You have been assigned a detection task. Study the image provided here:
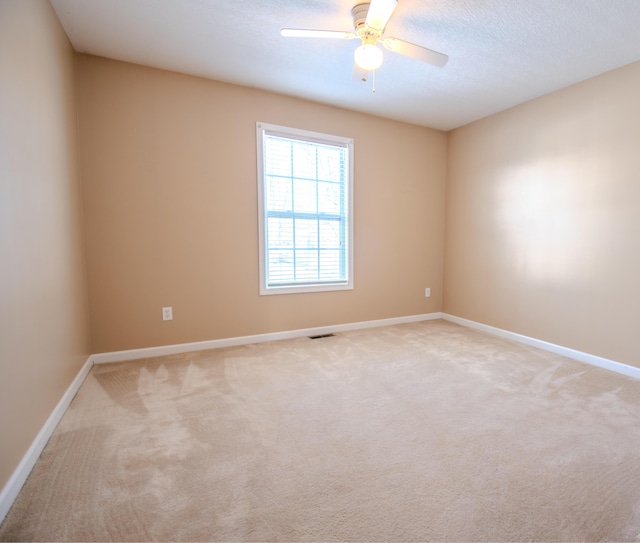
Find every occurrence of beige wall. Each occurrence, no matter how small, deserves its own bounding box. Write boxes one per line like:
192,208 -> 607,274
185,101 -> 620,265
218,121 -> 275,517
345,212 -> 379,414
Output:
0,0 -> 90,489
75,55 -> 447,353
444,61 -> 640,368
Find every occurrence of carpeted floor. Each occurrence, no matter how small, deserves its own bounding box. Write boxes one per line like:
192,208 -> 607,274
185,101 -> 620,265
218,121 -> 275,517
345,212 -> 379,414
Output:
2,319 -> 640,542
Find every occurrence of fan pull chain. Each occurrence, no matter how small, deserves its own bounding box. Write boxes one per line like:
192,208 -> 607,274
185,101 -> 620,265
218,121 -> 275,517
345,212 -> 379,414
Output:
372,70 -> 376,93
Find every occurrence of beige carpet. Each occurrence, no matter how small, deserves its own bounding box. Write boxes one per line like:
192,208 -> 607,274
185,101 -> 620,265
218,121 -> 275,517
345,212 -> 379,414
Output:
2,319 -> 640,542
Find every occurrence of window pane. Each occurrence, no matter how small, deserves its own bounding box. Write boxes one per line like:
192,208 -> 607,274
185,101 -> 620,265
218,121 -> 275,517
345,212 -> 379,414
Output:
265,138 -> 292,177
266,176 -> 292,212
292,142 -> 316,179
295,218 -> 318,249
268,250 -> 294,283
318,181 -> 340,214
319,250 -> 342,280
296,249 -> 319,280
319,220 -> 341,248
293,178 -> 317,213
317,146 -> 342,182
267,217 -> 293,248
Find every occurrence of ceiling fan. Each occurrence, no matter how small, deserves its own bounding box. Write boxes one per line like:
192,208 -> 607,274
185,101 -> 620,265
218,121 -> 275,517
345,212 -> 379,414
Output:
281,0 -> 448,83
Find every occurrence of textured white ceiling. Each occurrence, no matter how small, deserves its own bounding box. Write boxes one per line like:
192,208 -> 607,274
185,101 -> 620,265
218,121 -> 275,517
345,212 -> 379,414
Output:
50,0 -> 640,131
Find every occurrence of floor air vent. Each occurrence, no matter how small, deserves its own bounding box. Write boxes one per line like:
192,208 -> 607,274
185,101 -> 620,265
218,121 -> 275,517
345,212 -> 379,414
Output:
308,333 -> 335,340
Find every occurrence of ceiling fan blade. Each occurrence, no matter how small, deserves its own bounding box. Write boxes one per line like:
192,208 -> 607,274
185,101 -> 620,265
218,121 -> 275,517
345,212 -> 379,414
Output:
281,29 -> 356,39
352,63 -> 369,82
365,0 -> 398,32
382,37 -> 449,67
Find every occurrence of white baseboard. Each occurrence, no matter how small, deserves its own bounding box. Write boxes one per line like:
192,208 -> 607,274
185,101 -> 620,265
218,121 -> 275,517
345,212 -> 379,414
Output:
0,354 -> 95,524
442,313 -> 640,380
92,312 -> 443,364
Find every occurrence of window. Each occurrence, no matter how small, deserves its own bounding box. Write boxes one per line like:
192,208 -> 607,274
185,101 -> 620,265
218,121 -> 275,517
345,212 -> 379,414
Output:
256,122 -> 354,295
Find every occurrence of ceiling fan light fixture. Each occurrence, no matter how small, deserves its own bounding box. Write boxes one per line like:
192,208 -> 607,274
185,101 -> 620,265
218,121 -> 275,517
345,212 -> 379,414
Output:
354,42 -> 383,71
282,0 -> 448,84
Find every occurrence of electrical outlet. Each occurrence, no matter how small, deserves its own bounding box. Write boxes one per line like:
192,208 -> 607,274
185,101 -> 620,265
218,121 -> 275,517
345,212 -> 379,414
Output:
425,288 -> 431,298
162,307 -> 173,321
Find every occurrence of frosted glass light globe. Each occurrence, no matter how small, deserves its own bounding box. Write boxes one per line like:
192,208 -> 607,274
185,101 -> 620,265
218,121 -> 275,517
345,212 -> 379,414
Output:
354,43 -> 383,71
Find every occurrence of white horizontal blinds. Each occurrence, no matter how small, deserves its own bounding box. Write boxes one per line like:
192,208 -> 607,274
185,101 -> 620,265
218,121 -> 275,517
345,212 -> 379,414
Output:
264,132 -> 349,287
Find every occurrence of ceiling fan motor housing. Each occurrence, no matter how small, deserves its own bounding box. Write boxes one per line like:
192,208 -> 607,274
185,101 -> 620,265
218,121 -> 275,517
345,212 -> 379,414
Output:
352,3 -> 382,40
351,3 -> 370,29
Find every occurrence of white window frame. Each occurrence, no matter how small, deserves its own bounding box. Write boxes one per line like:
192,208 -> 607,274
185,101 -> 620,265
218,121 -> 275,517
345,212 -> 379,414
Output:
256,122 -> 354,295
